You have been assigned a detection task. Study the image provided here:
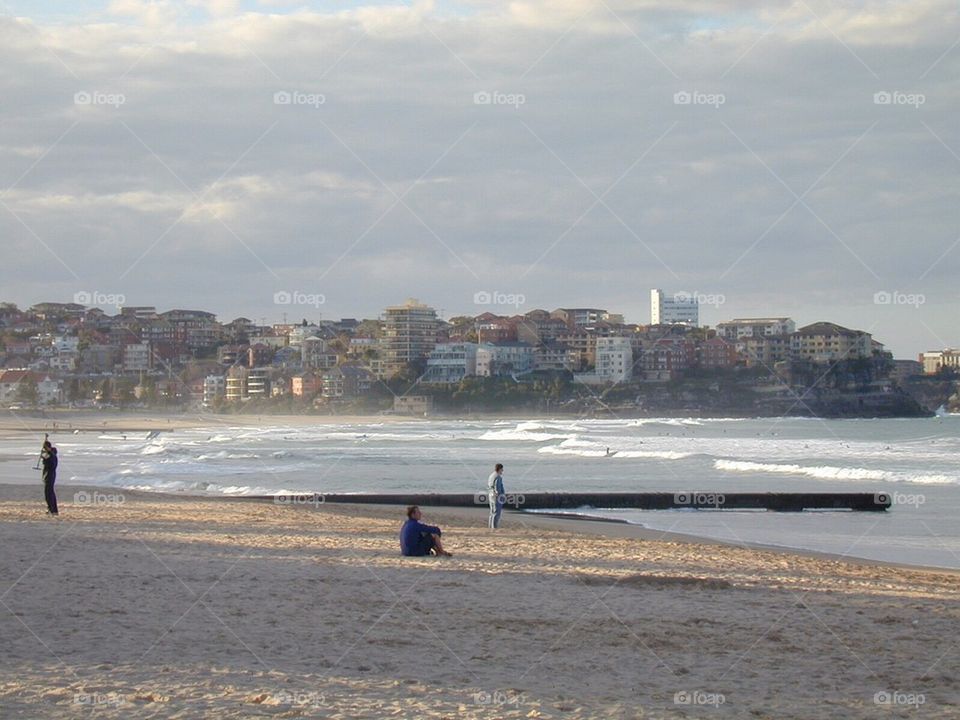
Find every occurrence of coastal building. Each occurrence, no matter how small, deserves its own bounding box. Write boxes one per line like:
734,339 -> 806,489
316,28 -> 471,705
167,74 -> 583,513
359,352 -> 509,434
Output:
381,299 -> 439,377
291,371 -> 322,397
247,343 -> 275,368
474,313 -> 518,343
516,312 -> 568,345
555,331 -> 596,369
551,308 -> 616,330
287,324 -> 322,347
475,342 -> 535,378
716,318 -> 795,341
0,369 -> 30,404
0,370 -> 63,405
737,335 -> 791,368
698,337 -> 739,368
122,342 -> 151,373
394,395 -> 432,415
892,359 -> 922,382
247,368 -> 271,399
202,375 -> 226,406
650,289 -> 699,326
641,336 -> 696,380
424,342 -> 478,384
160,309 -> 221,352
119,306 -> 159,322
301,336 -> 338,370
575,337 -> 633,385
533,342 -> 578,372
225,365 -> 248,401
79,344 -> 117,373
790,322 -> 872,363
322,365 -> 373,399
920,350 -> 960,375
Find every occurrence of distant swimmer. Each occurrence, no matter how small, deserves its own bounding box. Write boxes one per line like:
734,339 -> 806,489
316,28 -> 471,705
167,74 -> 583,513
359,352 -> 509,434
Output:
605,447 -> 613,457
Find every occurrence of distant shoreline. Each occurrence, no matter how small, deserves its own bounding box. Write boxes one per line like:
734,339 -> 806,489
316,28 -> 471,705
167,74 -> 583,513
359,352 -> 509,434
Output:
1,408 -> 949,433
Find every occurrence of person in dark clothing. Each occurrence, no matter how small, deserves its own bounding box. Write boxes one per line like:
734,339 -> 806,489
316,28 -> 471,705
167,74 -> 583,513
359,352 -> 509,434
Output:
399,506 -> 451,557
41,441 -> 58,516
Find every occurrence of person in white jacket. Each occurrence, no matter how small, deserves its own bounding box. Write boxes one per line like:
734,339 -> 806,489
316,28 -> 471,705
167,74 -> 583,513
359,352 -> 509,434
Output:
487,463 -> 505,529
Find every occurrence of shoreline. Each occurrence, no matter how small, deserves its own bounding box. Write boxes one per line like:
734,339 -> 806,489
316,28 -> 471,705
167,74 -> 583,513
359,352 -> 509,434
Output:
18,483 -> 959,574
2,409 -> 954,433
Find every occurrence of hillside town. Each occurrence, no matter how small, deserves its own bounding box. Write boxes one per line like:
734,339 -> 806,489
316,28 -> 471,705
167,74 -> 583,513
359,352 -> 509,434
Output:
0,291 -> 951,417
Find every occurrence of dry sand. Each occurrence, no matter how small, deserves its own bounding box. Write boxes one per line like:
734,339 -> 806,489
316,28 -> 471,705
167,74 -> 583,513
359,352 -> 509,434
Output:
0,484 -> 957,719
0,412 -> 421,434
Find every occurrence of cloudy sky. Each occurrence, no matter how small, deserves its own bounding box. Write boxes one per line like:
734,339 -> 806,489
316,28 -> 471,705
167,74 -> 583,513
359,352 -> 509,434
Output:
1,0 -> 957,356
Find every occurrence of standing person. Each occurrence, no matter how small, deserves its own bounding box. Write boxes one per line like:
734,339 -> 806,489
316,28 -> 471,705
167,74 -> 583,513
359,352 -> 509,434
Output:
487,463 -> 505,529
41,441 -> 59,516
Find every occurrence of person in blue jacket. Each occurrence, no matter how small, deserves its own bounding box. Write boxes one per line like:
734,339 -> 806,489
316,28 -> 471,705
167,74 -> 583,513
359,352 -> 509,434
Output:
400,506 -> 451,557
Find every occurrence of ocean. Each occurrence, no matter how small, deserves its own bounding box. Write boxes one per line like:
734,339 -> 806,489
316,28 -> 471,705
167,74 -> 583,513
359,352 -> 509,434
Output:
2,415 -> 958,569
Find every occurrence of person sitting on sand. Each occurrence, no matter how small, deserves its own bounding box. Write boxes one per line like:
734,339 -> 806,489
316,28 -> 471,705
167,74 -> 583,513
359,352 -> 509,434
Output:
400,506 -> 451,557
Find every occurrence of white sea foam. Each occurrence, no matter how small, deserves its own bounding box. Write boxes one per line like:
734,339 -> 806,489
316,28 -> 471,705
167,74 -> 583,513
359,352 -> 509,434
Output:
479,428 -> 573,442
714,459 -> 956,484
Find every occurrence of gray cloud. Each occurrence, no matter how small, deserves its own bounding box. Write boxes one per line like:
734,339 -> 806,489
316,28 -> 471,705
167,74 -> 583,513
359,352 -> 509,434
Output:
1,2 -> 958,355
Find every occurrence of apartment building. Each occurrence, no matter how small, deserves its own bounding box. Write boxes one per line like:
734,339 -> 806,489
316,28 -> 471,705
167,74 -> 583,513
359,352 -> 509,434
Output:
424,342 -> 478,384
650,289 -> 699,326
475,342 -> 535,377
716,318 -> 795,341
790,322 -> 872,363
381,299 -> 439,376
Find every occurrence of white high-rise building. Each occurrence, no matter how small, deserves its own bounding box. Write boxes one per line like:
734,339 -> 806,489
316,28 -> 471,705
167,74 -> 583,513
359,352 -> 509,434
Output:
650,289 -> 699,326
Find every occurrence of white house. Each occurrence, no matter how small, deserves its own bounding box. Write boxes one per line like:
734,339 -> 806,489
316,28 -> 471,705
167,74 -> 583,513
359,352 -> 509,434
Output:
424,342 -> 478,383
475,342 -> 535,378
575,336 -> 633,385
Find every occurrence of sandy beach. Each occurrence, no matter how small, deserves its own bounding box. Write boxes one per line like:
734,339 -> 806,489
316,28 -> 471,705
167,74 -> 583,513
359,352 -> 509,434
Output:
0,411 -> 424,434
0,485 -> 956,718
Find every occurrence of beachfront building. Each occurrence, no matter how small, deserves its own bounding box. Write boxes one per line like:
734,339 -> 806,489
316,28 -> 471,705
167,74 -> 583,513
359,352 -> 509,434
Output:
202,375 -> 225,406
225,365 -> 248,402
716,318 -> 795,341
394,395 -> 432,415
322,365 -> 374,399
650,289 -> 699,326
595,337 -> 633,382
574,337 -> 633,385
247,369 -> 270,399
790,322 -> 872,363
381,299 -> 439,377
424,342 -> 478,384
475,342 -> 535,378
